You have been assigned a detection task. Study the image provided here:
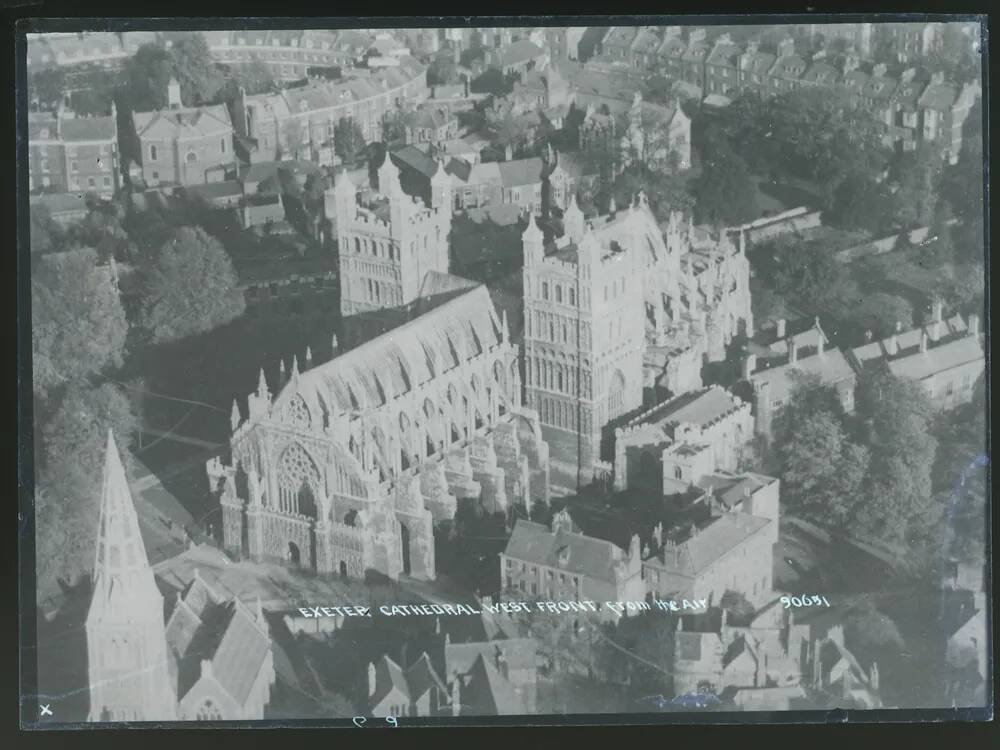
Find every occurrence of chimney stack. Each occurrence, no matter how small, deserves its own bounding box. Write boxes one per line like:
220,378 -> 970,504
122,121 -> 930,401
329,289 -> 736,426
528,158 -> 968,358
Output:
885,327 -> 899,356
968,313 -> 979,337
368,662 -> 377,700
919,330 -> 928,354
930,298 -> 944,340
776,318 -> 786,339
742,353 -> 757,379
788,341 -> 798,364
167,77 -> 182,109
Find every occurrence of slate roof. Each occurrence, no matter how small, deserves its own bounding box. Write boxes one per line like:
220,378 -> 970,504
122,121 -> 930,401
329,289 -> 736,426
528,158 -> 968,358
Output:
497,157 -> 544,188
770,54 -> 808,79
503,518 -> 627,584
657,35 -> 688,60
696,472 -> 775,511
850,314 -> 968,366
370,654 -> 409,708
61,115 -> 117,141
649,513 -> 771,577
406,652 -> 447,700
276,273 -> 502,420
803,61 -> 840,87
186,180 -> 243,203
862,73 -> 897,102
676,631 -> 716,661
748,349 -> 855,405
133,104 -> 232,139
919,79 -> 960,110
623,386 -> 746,435
445,639 -> 536,678
164,575 -> 271,707
706,41 -> 741,68
390,145 -> 439,179
463,653 -> 525,715
888,334 -> 984,382
497,40 -> 546,68
740,49 -> 776,75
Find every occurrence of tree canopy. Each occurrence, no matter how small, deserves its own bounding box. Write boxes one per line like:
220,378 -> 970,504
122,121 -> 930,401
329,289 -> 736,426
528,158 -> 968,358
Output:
691,138 -> 759,227
140,226 -> 246,344
31,247 -> 128,397
334,117 -> 366,164
123,34 -> 224,111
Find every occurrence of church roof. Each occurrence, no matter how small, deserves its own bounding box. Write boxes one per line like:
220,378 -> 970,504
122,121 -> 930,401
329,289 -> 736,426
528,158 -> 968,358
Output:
275,273 -> 501,419
133,104 -> 232,139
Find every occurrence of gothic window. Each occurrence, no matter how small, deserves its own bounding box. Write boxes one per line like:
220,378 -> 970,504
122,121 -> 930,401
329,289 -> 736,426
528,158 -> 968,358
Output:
284,395 -> 310,429
196,700 -> 223,721
277,442 -> 321,515
555,285 -> 562,303
186,151 -> 198,163
542,282 -> 549,300
569,287 -> 576,306
608,370 -> 626,418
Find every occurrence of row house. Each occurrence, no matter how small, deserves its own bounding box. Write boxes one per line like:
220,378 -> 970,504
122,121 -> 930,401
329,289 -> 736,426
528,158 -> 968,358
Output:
205,29 -> 349,81
403,107 -> 459,146
848,302 -> 983,410
27,104 -> 120,199
703,34 -> 742,97
231,58 -> 428,162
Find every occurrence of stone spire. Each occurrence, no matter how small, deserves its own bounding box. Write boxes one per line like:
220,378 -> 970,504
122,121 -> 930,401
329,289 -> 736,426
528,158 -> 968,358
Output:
501,309 -> 510,342
86,430 -> 177,721
305,346 -> 313,368
564,192 -> 584,243
331,333 -> 339,354
257,367 -> 270,399
291,354 -> 299,379
279,358 -> 286,382
231,399 -> 241,431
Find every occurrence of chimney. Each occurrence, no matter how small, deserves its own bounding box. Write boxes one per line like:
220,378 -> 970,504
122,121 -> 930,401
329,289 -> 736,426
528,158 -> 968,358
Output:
504,143 -> 513,161
450,672 -> 461,716
305,345 -> 313,368
776,318 -> 786,339
777,37 -> 795,59
919,330 -> 928,354
901,68 -> 916,83
930,298 -> 944,339
865,329 -> 873,342
869,662 -> 879,692
788,341 -> 798,364
279,358 -> 286,382
885,327 -> 899,356
817,333 -> 825,357
167,77 -> 182,109
742,353 -> 757,379
931,71 -> 945,85
968,313 -> 979,337
873,63 -> 888,78
368,662 -> 377,699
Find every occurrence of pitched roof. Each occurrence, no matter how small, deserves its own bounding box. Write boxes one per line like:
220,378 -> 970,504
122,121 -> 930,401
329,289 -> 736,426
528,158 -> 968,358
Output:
497,157 -> 544,188
650,513 -> 771,577
850,314 -> 968,366
748,348 -> 855,405
370,654 -> 409,707
919,79 -> 960,110
497,40 -> 546,68
463,653 -> 525,715
405,652 -> 447,699
61,115 -> 117,141
888,334 -> 984,382
133,104 -> 232,139
445,639 -> 536,678
503,519 -> 627,583
696,472 -> 775,511
208,599 -> 272,705
390,145 -> 439,179
623,386 -> 746,435
274,274 -> 502,423
30,192 -> 88,215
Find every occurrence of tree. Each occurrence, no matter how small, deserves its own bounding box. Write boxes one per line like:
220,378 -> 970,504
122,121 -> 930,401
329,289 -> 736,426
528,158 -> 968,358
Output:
227,57 -> 276,96
768,238 -> 852,312
31,248 -> 128,397
691,145 -> 759,227
601,611 -> 676,696
168,32 -> 225,106
844,600 -> 904,654
470,68 -> 514,97
141,226 -> 245,344
333,117 -> 366,164
854,369 -> 938,548
29,203 -> 66,255
29,68 -> 68,110
36,382 -> 139,593
915,202 -> 956,268
67,205 -> 132,262
892,144 -> 943,228
123,43 -> 175,111
848,293 -> 914,340
427,52 -> 460,86
830,173 -> 893,234
381,108 -> 407,145
934,262 -> 984,313
750,287 -> 789,331
69,69 -> 120,117
719,591 -> 756,625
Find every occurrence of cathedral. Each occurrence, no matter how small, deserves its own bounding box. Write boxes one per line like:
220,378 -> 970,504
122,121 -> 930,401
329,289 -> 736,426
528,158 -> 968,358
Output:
209,272 -> 550,581
522,192 -> 752,471
87,431 -> 275,722
329,153 -> 452,317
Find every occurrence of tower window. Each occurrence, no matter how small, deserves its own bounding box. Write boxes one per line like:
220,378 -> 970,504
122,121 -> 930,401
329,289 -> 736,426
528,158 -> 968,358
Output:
542,282 -> 549,300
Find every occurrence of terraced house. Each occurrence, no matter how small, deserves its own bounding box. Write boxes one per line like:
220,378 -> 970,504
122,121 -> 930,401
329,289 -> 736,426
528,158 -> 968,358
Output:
28,104 -> 120,199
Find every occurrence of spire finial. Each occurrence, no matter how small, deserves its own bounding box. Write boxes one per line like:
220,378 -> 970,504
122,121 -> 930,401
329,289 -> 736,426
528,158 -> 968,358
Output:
292,354 -> 299,378
231,399 -> 241,431
257,367 -> 269,397
501,309 -> 510,341
279,359 -> 286,381
305,345 -> 313,367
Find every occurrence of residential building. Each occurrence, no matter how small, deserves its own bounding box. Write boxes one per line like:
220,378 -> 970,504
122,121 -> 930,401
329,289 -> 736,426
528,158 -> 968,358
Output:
807,625 -> 882,709
672,602 -> 811,697
28,105 -> 120,199
403,107 -> 459,146
612,386 -> 753,495
437,636 -> 537,713
29,192 -> 90,227
918,74 -> 981,164
87,431 -> 275,722
642,509 -> 775,609
704,34 -> 742,97
847,303 -> 984,410
328,154 -> 451,316
367,653 -> 449,717
744,318 -> 856,438
209,273 -> 550,582
501,509 -> 645,620
945,591 -> 988,705
230,58 -> 428,161
487,40 -> 549,77
131,79 -> 235,188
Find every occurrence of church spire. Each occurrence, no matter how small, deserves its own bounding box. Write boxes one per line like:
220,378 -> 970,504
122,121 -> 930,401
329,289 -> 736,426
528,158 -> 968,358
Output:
501,309 -> 510,342
291,354 -> 299,378
257,367 -> 269,398
231,399 -> 241,431
92,430 -> 151,582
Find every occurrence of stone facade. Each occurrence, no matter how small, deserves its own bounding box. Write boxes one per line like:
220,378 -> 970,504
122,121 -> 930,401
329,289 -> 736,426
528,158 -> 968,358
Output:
329,155 -> 452,317
210,277 -> 549,582
522,194 -> 753,472
27,105 -> 120,199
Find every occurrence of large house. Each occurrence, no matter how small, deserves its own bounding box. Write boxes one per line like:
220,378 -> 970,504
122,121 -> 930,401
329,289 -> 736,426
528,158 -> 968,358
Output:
87,431 -> 275,722
130,79 -> 235,188
28,105 -> 120,199
501,509 -> 644,620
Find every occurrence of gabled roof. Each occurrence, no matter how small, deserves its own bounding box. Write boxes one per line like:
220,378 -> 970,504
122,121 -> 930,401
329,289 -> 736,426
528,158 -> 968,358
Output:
370,654 -> 409,708
650,513 -> 771,577
497,157 -> 544,188
446,639 -> 536,678
623,386 -> 746,437
706,41 -> 741,68
850,314 -> 968,366
887,334 -> 984,382
748,348 -> 855,405
61,115 -> 117,142
918,79 -> 960,110
503,518 -> 627,583
497,40 -> 546,68
133,104 -> 232,140
463,653 -> 525,715
405,652 -> 447,700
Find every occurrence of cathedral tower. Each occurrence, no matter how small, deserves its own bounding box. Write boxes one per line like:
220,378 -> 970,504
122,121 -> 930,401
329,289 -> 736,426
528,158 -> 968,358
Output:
86,431 -> 177,722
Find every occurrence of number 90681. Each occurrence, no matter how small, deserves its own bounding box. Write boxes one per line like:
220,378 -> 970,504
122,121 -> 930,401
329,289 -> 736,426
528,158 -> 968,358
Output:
780,595 -> 831,609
